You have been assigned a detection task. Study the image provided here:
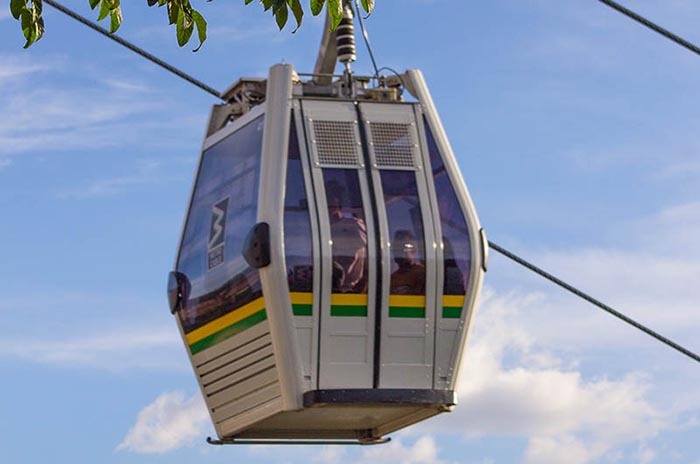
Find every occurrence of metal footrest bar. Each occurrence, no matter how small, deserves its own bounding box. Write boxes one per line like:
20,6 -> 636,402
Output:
206,436 -> 391,446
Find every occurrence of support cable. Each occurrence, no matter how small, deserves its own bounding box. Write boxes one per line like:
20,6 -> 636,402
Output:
44,0 -> 224,100
353,0 -> 380,79
597,0 -> 700,58
488,241 -> 700,365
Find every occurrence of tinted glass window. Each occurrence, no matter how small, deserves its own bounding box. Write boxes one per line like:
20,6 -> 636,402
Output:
380,171 -> 426,296
323,169 -> 368,294
284,118 -> 314,294
424,120 -> 470,296
177,116 -> 264,333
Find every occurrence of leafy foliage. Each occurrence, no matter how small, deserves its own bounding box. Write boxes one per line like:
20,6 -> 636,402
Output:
10,0 -> 375,51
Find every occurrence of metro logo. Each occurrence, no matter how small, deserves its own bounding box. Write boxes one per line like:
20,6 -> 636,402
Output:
208,197 -> 229,270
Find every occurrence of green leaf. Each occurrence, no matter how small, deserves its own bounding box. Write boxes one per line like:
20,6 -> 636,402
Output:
262,0 -> 273,12
176,9 -> 194,46
97,1 -> 110,21
89,0 -> 100,10
190,9 -> 207,52
167,1 -> 180,25
10,0 -> 25,20
274,1 -> 288,30
361,0 -> 374,13
310,0 -> 324,16
287,0 -> 303,32
21,9 -> 36,48
327,0 -> 342,30
110,7 -> 122,33
244,0 -> 254,4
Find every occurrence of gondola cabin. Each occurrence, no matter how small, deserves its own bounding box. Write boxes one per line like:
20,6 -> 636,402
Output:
168,55 -> 487,443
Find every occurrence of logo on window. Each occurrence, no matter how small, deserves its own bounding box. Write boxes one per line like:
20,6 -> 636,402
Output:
208,197 -> 229,270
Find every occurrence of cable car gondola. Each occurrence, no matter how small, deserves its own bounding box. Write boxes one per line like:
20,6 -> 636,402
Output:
167,4 -> 487,445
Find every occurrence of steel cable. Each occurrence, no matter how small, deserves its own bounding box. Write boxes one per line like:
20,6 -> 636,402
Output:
489,241 -> 700,364
598,0 -> 700,57
44,0 -> 223,100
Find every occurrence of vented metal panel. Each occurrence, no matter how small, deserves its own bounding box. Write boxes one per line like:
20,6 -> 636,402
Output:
192,323 -> 281,430
369,122 -> 416,168
311,120 -> 361,167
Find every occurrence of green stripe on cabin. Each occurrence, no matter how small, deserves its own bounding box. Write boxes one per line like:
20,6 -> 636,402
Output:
442,306 -> 462,319
389,306 -> 426,318
331,305 -> 368,317
189,309 -> 267,355
292,304 -> 313,316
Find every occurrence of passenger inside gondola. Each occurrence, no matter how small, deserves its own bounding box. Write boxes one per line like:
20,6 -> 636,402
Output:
324,178 -> 368,293
390,230 -> 425,294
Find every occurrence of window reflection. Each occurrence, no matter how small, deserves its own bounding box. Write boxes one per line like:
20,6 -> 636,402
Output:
323,169 -> 368,294
424,120 -> 470,296
177,116 -> 265,333
284,117 -> 314,293
380,171 -> 426,295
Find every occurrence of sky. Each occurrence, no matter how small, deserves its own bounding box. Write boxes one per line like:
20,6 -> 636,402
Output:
0,1 -> 699,463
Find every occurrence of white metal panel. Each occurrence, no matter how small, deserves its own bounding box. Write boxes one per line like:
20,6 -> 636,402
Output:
290,102 -> 322,391
208,360 -> 278,409
213,383 -> 282,425
192,322 -> 270,370
300,99 -> 376,389
359,102 -> 436,389
257,64 -> 305,410
217,397 -> 285,438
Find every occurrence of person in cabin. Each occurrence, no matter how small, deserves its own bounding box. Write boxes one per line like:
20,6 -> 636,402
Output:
390,229 -> 425,295
325,179 -> 368,293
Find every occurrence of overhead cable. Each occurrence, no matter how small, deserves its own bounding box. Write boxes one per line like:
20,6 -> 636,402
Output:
597,0 -> 700,58
44,0 -> 224,100
488,241 -> 700,365
353,0 -> 380,79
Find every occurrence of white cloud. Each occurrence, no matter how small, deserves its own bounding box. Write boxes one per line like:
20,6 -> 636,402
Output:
118,390 -> 210,454
58,159 -> 180,198
0,327 -> 185,371
0,54 -> 52,80
416,289 -> 671,463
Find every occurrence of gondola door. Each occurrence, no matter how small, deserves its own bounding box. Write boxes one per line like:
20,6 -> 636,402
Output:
359,102 -> 437,389
302,100 -> 378,389
301,99 -> 438,390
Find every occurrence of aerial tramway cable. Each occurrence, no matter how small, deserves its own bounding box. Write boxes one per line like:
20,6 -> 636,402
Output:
43,0 -> 224,100
597,0 -> 700,58
489,242 -> 700,365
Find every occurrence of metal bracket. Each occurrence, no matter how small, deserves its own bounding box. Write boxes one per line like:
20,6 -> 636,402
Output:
206,436 -> 391,446
479,228 -> 489,272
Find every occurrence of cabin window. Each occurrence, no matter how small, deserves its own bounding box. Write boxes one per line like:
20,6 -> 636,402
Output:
380,171 -> 426,297
284,117 -> 314,314
424,120 -> 471,302
177,116 -> 265,333
322,169 -> 369,295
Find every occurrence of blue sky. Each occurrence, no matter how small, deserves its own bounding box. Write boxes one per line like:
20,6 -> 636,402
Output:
0,1 -> 699,463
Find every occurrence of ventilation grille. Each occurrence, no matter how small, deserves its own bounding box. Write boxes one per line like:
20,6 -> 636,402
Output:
370,122 -> 416,168
312,120 -> 360,167
196,329 -> 281,426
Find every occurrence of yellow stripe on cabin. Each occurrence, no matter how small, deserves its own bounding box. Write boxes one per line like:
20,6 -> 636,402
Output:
443,295 -> 466,308
389,295 -> 426,307
290,292 -> 313,305
186,297 -> 266,345
330,293 -> 368,306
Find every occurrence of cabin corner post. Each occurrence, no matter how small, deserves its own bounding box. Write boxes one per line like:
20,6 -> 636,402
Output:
258,63 -> 305,410
405,69 -> 486,390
